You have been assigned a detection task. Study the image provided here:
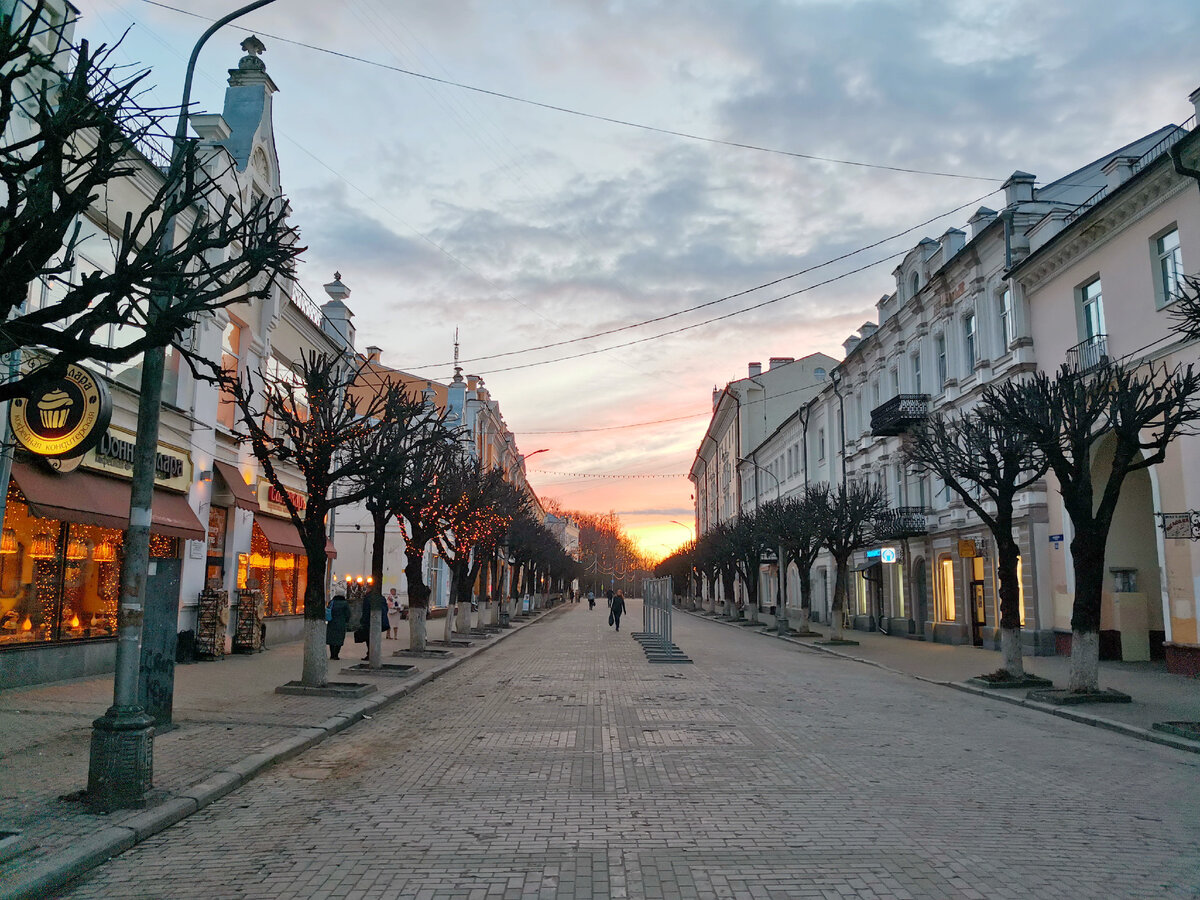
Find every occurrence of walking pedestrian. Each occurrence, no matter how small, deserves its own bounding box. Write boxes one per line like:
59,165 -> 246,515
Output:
387,588 -> 403,640
587,590 -> 595,610
610,591 -> 626,632
606,588 -> 614,608
326,592 -> 350,660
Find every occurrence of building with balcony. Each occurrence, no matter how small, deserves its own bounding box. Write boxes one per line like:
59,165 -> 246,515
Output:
1009,88 -> 1200,674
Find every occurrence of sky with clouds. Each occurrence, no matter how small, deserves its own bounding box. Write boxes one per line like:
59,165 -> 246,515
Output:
85,0 -> 1200,558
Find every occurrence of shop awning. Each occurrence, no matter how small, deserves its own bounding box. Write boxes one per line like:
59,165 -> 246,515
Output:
10,460 -> 206,542
213,461 -> 259,511
253,513 -> 336,558
852,560 -> 881,572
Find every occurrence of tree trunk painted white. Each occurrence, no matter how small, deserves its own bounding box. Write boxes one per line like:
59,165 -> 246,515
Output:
1068,629 -> 1100,692
367,605 -> 382,668
456,600 -> 471,634
747,603 -> 759,625
409,606 -> 428,652
302,618 -> 328,686
443,604 -> 456,642
798,607 -> 811,634
1000,626 -> 1025,678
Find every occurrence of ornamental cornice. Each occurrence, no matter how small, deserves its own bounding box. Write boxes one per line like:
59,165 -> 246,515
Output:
1015,168 -> 1187,293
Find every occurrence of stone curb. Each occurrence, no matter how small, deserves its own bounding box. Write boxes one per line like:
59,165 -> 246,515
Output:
0,827 -> 138,900
2,605 -> 561,900
680,607 -> 1200,757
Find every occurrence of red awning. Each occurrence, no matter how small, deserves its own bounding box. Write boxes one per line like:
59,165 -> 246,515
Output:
10,460 -> 206,542
213,460 -> 259,511
253,513 -> 336,559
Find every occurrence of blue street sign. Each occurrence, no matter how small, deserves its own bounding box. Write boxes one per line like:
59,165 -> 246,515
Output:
1049,534 -> 1063,542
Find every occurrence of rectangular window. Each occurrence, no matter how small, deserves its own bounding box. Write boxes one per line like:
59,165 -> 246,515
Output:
889,368 -> 899,398
217,321 -> 243,430
963,312 -> 977,372
935,333 -> 947,387
939,558 -> 956,621
911,349 -> 922,394
1081,277 -> 1105,339
1155,228 -> 1183,308
998,287 -> 1015,352
818,428 -> 826,461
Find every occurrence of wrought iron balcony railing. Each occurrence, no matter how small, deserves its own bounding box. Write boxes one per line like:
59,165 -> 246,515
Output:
1066,334 -> 1109,373
870,394 -> 930,437
873,507 -> 928,539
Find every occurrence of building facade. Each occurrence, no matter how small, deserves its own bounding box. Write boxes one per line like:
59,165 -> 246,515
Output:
695,95 -> 1200,673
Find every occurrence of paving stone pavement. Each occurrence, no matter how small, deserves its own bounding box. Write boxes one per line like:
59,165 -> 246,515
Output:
54,602 -> 1200,899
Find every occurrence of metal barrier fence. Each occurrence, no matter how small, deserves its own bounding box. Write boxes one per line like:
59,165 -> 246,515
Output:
641,575 -> 674,647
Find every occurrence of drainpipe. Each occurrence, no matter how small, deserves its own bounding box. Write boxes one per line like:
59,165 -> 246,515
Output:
1170,140 -> 1200,192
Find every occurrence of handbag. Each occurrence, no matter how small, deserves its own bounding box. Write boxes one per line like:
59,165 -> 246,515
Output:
608,611 -> 614,626
353,625 -> 367,643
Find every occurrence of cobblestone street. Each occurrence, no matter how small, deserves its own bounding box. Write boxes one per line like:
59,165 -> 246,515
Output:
59,602 -> 1200,900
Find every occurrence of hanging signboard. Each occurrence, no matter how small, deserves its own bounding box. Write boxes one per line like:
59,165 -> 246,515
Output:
10,363 -> 111,459
1158,512 -> 1200,541
957,539 -> 978,558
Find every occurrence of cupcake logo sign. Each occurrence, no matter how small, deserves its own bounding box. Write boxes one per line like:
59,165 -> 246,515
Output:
10,364 -> 111,458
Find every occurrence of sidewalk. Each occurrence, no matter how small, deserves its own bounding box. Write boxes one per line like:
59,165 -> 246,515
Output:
683,608 -> 1200,753
0,604 -> 567,900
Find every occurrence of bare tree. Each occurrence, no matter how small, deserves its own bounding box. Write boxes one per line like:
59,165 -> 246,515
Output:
225,351 -> 390,687
817,481 -> 887,641
0,8 -> 300,399
760,489 -> 826,635
432,456 -> 519,639
727,511 -> 770,623
904,407 -> 1049,678
986,362 -> 1200,691
1168,274 -> 1200,341
387,420 -> 458,652
347,380 -> 447,668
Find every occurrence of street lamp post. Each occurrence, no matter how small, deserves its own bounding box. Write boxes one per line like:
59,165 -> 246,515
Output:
87,0 -> 280,812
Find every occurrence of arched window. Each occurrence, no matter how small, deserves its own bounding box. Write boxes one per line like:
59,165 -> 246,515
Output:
910,271 -> 920,298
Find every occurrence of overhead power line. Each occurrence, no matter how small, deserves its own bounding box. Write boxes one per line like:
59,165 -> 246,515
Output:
471,246 -> 911,376
529,469 -> 687,479
519,412 -> 708,434
140,0 -> 1005,183
406,188 -> 1003,370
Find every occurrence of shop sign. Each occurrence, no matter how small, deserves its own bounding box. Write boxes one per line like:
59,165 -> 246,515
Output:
9,363 -> 111,458
957,539 -> 978,558
258,480 -> 306,517
82,425 -> 193,492
880,547 -> 897,564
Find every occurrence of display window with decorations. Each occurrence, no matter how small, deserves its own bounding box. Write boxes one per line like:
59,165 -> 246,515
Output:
236,520 -> 307,616
0,483 -> 181,647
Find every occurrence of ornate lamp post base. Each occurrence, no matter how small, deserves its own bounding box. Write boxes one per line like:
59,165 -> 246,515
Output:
87,706 -> 154,812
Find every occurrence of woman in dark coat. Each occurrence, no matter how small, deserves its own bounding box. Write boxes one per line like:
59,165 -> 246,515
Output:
610,591 -> 627,632
326,593 -> 350,659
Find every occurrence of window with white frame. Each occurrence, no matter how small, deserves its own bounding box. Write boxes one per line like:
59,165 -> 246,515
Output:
818,427 -> 826,461
1081,277 -> 1105,341
911,348 -> 922,394
935,333 -> 947,387
998,287 -> 1015,353
1154,227 -> 1183,309
963,312 -> 977,372
889,368 -> 899,398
